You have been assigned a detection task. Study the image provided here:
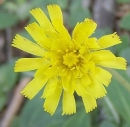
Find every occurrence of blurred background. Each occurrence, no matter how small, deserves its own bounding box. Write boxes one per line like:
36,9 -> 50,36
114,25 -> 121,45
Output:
0,0 -> 130,127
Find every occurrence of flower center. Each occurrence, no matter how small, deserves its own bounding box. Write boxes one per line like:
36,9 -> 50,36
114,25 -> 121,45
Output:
63,52 -> 79,68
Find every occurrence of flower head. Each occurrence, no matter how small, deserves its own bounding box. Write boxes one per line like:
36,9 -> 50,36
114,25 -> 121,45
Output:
12,4 -> 126,115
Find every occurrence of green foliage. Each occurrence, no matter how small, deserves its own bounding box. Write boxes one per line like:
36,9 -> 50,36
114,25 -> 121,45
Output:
0,59 -> 18,110
123,123 -> 130,127
10,117 -> 20,127
120,47 -> 130,64
106,70 -> 130,123
61,105 -> 90,127
40,0 -> 69,9
116,34 -> 130,55
66,0 -> 91,28
0,95 -> 6,111
99,121 -> 117,127
92,28 -> 112,38
19,92 -> 90,127
0,12 -> 18,29
119,13 -> 130,30
116,0 -> 130,3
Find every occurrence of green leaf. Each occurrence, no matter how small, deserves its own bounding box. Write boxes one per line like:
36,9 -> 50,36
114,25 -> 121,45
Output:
106,69 -> 130,122
123,123 -> 130,127
0,94 -> 7,111
126,66 -> 130,78
19,92 -> 91,127
66,0 -> 91,28
31,0 -> 68,9
0,12 -> 18,29
119,13 -> 130,30
19,92 -> 65,127
2,2 -> 18,12
92,28 -> 112,38
115,34 -> 130,55
0,60 -> 18,92
43,0 -> 69,9
67,8 -> 91,28
14,0 -> 26,4
119,47 -> 130,64
102,97 -> 120,125
16,2 -> 33,20
116,0 -> 130,3
62,103 -> 90,127
10,117 -> 20,127
99,121 -> 117,127
0,59 -> 18,110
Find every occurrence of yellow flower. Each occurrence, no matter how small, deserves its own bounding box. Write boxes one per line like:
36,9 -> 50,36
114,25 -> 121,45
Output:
12,4 -> 126,115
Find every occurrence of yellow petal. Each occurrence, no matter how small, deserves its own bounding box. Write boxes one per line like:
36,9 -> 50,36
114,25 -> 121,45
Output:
34,64 -> 51,78
21,75 -> 48,99
62,76 -> 70,91
80,74 -> 91,87
45,29 -> 60,39
89,79 -> 107,99
44,66 -> 59,78
47,4 -> 63,24
62,75 -> 75,94
30,8 -> 53,31
85,38 -> 100,50
91,50 -> 116,61
12,34 -> 45,56
14,58 -> 49,72
82,94 -> 97,112
62,91 -> 76,115
75,79 -> 89,97
94,67 -> 112,87
25,23 -> 51,49
44,83 -> 62,115
96,57 -> 127,70
58,67 -> 68,77
72,18 -> 97,44
47,5 -> 70,40
47,52 -> 62,65
30,8 -> 60,39
80,61 -> 95,75
98,32 -> 121,49
42,77 -> 58,98
51,38 -> 72,52
91,50 -> 126,70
